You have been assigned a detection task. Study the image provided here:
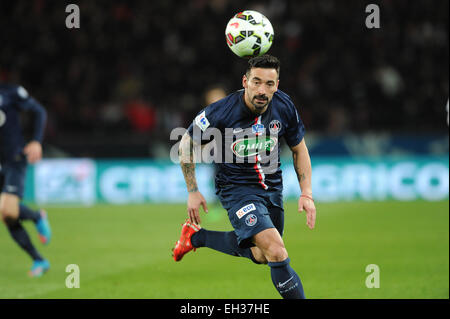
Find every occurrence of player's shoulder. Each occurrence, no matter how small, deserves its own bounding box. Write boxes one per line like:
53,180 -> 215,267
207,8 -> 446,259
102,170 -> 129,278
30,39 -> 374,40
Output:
0,83 -> 16,93
0,83 -> 29,99
273,89 -> 298,115
273,89 -> 294,106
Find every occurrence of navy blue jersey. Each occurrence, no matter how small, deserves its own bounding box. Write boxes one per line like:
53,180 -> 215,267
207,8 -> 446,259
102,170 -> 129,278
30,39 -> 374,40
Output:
0,84 -> 47,161
188,89 -> 305,190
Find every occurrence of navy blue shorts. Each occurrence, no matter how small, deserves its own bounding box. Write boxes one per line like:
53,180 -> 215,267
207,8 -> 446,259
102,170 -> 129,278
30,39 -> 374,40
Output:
216,184 -> 284,249
0,155 -> 27,199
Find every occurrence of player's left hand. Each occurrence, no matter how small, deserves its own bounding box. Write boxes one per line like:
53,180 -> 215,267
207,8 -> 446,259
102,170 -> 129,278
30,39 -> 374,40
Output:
23,141 -> 42,164
298,195 -> 316,230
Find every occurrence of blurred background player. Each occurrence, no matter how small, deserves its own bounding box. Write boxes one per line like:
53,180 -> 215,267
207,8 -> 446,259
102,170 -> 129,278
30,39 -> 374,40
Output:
0,82 -> 51,277
204,85 -> 228,107
446,99 -> 449,126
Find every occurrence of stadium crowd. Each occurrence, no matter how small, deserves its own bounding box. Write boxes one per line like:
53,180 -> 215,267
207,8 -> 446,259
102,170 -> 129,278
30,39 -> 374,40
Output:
1,0 -> 448,157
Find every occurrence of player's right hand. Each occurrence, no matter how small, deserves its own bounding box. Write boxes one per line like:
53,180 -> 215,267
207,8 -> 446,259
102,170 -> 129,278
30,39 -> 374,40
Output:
23,141 -> 42,164
187,191 -> 208,225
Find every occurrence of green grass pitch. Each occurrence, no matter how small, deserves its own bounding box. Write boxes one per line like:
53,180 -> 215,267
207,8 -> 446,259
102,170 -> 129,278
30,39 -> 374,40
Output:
0,200 -> 448,299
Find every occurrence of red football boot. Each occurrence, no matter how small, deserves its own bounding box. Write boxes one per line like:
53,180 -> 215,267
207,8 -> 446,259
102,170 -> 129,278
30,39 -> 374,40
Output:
172,219 -> 201,262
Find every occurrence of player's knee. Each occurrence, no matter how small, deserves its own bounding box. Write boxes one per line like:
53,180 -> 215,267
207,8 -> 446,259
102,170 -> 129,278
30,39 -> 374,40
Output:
257,256 -> 269,265
265,244 -> 288,263
1,213 -> 18,226
251,247 -> 269,264
0,207 -> 18,226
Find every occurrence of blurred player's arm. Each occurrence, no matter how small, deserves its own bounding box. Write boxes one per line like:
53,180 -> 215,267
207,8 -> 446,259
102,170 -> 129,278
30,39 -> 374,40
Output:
290,138 -> 316,229
16,86 -> 47,164
179,132 -> 209,224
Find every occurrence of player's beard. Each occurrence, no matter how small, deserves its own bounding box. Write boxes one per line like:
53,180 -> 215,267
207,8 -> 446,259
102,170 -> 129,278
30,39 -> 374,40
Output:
251,94 -> 269,113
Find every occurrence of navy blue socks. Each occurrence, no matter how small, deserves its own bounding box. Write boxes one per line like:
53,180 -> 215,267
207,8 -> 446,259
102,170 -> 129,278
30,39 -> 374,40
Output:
191,229 -> 256,262
19,204 -> 41,223
191,229 -> 306,299
5,205 -> 43,261
7,220 -> 43,261
268,258 -> 305,299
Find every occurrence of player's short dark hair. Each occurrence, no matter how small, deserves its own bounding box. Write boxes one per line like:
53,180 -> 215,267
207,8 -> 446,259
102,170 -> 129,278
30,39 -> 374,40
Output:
246,54 -> 280,77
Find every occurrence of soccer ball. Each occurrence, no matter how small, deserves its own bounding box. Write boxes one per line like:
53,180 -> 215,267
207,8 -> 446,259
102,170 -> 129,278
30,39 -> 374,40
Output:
225,10 -> 274,58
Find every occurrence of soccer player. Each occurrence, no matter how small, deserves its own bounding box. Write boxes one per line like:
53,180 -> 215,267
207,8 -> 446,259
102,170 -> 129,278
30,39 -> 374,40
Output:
172,55 -> 316,299
0,83 -> 51,277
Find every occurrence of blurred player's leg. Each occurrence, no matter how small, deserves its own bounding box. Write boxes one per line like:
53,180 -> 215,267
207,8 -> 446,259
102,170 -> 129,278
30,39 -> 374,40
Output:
19,204 -> 52,244
6,219 -> 44,261
1,193 -> 49,276
18,203 -> 41,222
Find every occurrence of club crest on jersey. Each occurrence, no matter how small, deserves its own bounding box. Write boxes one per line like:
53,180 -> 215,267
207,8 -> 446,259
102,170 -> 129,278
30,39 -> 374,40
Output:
245,214 -> 258,227
236,203 -> 256,219
231,136 -> 277,157
252,123 -> 265,134
269,120 -> 282,134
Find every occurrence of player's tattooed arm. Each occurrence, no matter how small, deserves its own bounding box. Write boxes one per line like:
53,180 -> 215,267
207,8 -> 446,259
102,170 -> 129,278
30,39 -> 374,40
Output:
179,132 -> 209,224
179,133 -> 199,192
182,163 -> 198,192
293,159 -> 306,183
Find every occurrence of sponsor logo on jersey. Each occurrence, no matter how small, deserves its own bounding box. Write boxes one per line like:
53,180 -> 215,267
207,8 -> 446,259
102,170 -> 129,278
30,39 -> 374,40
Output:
236,203 -> 256,219
194,111 -> 210,132
269,120 -> 282,134
231,136 -> 277,157
245,213 -> 258,226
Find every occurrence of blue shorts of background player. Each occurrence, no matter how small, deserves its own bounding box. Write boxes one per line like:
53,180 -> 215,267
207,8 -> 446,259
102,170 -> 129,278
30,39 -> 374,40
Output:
0,155 -> 27,198
217,184 -> 284,250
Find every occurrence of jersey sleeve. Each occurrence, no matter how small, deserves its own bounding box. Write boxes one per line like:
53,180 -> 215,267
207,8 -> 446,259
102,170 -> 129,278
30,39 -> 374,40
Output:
187,102 -> 221,145
284,102 -> 305,148
14,86 -> 47,142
